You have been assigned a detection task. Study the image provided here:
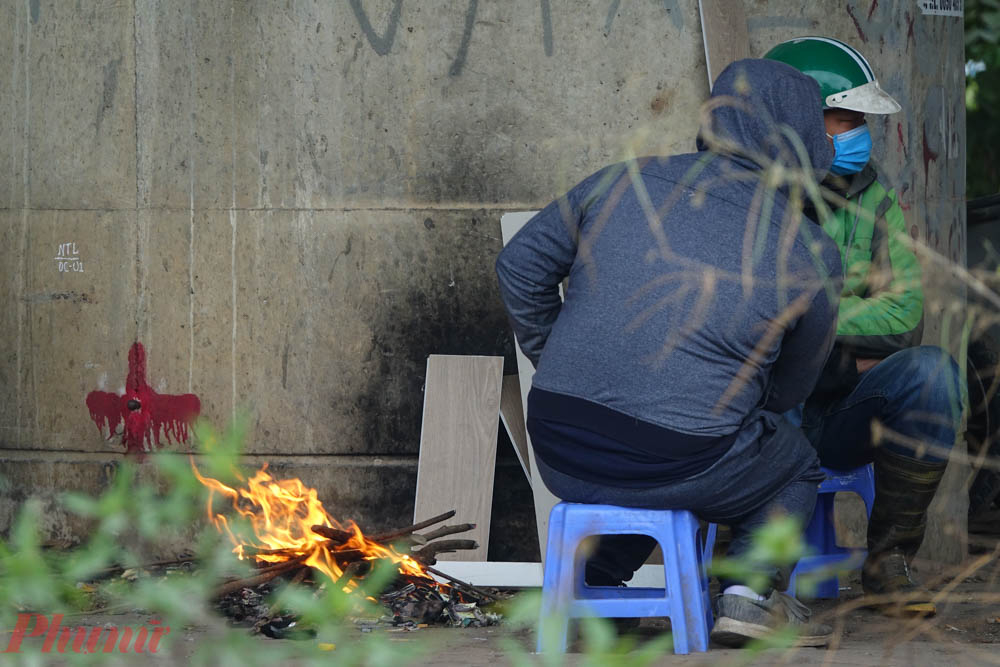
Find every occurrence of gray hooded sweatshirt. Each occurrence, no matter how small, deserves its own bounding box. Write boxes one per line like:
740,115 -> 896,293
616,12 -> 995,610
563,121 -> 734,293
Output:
496,59 -> 843,485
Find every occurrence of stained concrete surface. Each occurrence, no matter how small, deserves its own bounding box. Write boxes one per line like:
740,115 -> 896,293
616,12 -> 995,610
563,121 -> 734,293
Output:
26,0 -> 136,210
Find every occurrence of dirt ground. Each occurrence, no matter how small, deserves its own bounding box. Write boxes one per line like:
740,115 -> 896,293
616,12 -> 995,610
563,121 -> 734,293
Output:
7,556 -> 999,666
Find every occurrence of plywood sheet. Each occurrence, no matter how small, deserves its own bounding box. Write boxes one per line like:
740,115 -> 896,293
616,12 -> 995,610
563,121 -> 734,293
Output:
499,374 -> 531,481
414,355 -> 503,561
698,0 -> 750,90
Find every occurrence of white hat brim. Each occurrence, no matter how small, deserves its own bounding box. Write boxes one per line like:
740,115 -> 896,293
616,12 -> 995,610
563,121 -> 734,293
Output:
825,81 -> 902,114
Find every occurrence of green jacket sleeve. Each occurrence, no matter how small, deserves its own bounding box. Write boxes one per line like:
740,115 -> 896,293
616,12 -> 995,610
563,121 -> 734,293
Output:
835,189 -> 924,357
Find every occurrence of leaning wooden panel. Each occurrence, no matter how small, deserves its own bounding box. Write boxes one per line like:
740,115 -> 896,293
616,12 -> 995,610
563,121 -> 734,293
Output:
414,355 -> 504,562
499,374 -> 531,481
698,0 -> 750,90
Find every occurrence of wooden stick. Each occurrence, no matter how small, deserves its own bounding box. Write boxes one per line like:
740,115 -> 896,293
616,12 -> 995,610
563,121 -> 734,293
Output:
422,564 -> 499,601
333,560 -> 368,591
416,523 -> 476,542
213,554 -> 308,598
256,553 -> 309,574
413,540 -> 479,564
371,510 -> 456,543
329,549 -> 367,563
310,525 -> 354,544
250,548 -> 308,562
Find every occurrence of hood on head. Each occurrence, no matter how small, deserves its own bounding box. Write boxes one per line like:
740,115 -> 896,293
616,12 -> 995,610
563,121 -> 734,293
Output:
697,59 -> 833,178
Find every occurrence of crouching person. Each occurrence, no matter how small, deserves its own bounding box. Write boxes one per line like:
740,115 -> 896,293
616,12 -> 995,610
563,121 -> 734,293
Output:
764,36 -> 965,616
496,59 -> 843,647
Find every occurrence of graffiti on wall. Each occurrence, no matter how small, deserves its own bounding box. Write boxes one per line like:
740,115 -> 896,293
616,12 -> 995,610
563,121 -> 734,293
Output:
347,0 -> 683,76
86,342 -> 201,458
54,243 -> 84,273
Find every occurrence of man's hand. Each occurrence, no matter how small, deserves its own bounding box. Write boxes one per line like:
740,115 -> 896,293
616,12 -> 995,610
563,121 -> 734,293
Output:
856,358 -> 881,374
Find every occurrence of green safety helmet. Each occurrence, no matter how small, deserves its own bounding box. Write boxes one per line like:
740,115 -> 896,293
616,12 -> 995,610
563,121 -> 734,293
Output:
764,36 -> 901,114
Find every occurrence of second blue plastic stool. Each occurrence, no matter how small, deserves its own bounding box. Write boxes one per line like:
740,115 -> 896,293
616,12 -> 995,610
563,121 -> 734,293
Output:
537,502 -> 713,654
789,465 -> 875,598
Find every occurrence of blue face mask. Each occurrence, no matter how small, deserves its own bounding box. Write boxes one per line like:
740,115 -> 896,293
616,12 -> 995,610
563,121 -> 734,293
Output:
827,124 -> 872,175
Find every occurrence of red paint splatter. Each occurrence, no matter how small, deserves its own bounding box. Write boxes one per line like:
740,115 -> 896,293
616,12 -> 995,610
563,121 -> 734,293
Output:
86,342 -> 201,458
899,183 -> 911,211
897,122 -> 909,160
868,0 -> 879,20
922,126 -> 938,185
846,5 -> 867,42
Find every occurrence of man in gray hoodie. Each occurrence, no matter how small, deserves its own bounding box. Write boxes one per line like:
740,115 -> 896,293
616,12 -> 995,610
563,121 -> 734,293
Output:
496,59 -> 842,646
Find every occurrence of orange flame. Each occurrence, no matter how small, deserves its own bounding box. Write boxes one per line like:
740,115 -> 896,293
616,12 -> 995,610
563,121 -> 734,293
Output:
191,460 -> 429,589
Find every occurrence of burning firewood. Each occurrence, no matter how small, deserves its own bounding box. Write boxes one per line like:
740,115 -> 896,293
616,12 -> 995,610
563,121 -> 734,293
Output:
412,539 -> 479,565
191,458 -> 497,630
307,525 -> 354,545
417,523 -> 477,542
369,510 -> 456,543
213,554 -> 308,598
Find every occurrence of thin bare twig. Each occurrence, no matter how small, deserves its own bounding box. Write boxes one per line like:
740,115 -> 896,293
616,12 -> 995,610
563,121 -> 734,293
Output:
310,525 -> 354,544
416,523 -> 476,542
422,564 -> 498,602
213,554 -> 308,598
413,539 -> 479,564
371,510 -> 456,543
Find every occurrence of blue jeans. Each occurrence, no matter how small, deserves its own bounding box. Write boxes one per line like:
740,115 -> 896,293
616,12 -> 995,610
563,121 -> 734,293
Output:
802,346 -> 964,467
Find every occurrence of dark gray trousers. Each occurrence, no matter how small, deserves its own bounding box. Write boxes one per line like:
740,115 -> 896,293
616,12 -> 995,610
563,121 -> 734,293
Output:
533,410 -> 825,592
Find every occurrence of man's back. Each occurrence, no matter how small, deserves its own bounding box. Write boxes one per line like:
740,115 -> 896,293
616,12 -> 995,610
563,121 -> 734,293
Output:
497,58 -> 843,447
525,154 -> 841,436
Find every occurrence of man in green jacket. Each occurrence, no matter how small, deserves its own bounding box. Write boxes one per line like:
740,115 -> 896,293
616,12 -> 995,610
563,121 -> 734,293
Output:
765,37 -> 964,615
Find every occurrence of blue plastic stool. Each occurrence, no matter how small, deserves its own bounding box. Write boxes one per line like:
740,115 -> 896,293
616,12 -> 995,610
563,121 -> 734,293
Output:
537,502 -> 713,654
789,465 -> 875,598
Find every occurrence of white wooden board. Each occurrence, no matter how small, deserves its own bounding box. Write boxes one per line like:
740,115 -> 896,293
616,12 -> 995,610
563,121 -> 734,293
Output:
431,561 -> 669,589
698,0 -> 751,90
414,354 -> 504,561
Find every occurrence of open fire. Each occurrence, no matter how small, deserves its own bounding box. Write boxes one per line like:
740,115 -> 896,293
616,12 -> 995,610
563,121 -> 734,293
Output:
189,461 -> 500,631
189,458 -> 493,621
191,462 -> 430,591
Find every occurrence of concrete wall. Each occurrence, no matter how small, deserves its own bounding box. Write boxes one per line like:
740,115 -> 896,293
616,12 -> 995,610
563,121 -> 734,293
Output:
0,1 -> 966,561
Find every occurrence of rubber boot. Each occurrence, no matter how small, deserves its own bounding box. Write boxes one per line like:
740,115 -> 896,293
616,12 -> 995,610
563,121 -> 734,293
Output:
862,448 -> 948,616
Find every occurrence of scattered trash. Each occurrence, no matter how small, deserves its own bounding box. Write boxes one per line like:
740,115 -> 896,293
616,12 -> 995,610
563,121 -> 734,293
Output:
259,616 -> 315,640
216,584 -> 273,627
